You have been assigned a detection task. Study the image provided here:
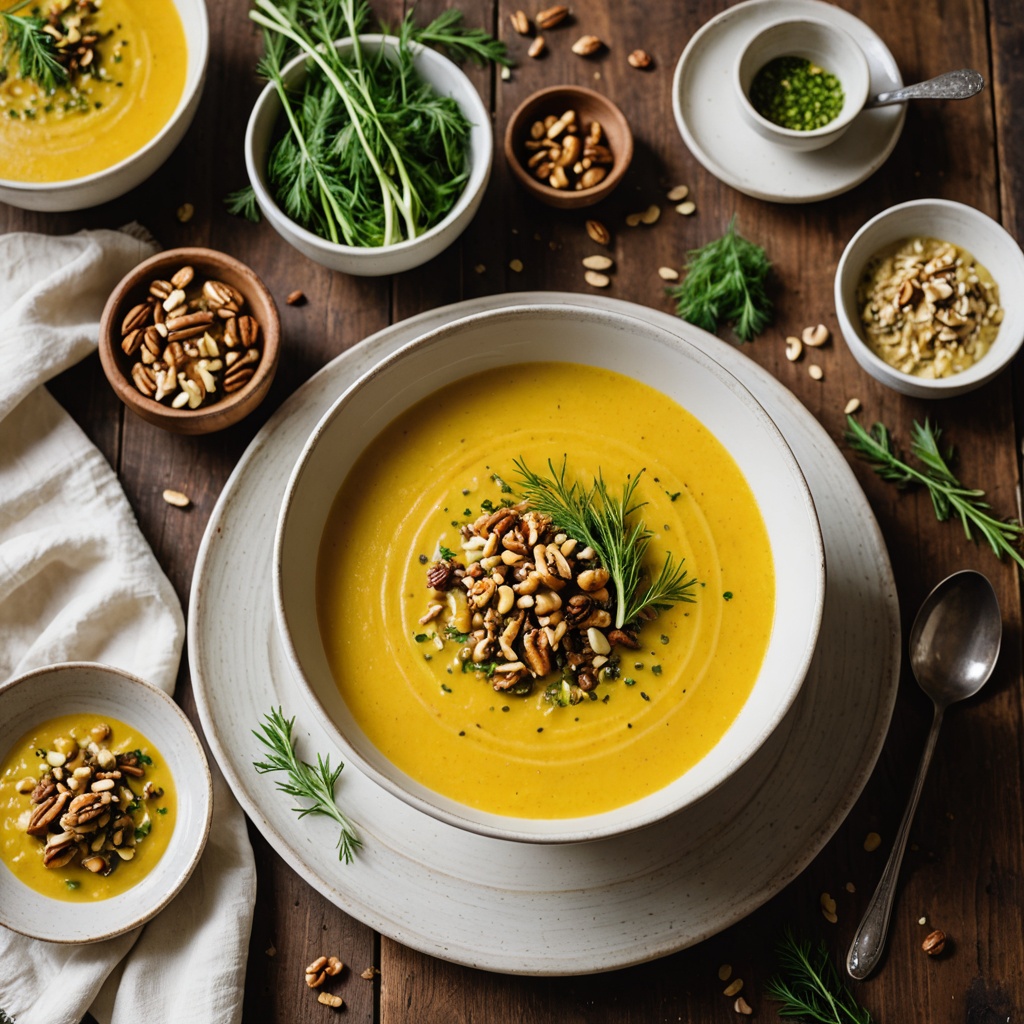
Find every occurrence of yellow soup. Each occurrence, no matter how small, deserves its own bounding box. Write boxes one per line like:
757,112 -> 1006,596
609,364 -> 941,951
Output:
0,0 -> 187,182
0,713 -> 176,901
317,363 -> 775,819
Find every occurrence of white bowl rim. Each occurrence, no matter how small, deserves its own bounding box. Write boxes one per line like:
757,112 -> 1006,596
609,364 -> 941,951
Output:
273,302 -> 827,844
0,661 -> 214,943
0,0 -> 210,193
733,15 -> 871,140
834,197 -> 1024,392
244,33 -> 492,258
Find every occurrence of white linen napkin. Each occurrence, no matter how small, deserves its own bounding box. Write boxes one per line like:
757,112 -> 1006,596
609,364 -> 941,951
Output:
0,229 -> 257,1024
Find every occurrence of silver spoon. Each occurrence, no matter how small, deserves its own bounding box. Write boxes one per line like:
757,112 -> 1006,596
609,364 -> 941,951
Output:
846,570 -> 1001,980
866,69 -> 985,108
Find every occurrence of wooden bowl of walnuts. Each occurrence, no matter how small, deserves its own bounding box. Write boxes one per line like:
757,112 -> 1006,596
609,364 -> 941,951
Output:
504,85 -> 633,209
98,247 -> 280,435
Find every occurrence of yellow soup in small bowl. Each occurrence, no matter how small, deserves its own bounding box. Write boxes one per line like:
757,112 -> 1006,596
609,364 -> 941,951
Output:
0,0 -> 187,182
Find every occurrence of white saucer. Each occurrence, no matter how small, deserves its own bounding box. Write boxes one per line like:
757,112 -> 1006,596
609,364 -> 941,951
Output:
672,0 -> 906,203
188,294 -> 900,975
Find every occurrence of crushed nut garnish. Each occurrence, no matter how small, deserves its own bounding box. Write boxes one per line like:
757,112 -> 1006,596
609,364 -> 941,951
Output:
857,236 -> 1003,378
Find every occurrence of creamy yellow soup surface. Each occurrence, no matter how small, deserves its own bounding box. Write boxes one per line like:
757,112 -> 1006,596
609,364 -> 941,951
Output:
0,0 -> 187,182
0,713 -> 176,901
317,363 -> 775,819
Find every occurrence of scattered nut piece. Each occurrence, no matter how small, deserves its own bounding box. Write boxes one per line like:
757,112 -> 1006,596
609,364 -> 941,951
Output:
922,929 -> 946,956
585,219 -> 611,246
675,200 -> 697,216
718,964 -> 733,982
808,363 -> 824,381
919,916 -> 928,925
176,202 -> 194,223
474,264 -> 486,274
785,336 -> 803,361
501,65 -> 512,81
820,891 -> 838,923
627,48 -> 653,69
509,259 -> 524,273
325,956 -> 344,976
625,211 -> 643,227
571,34 -> 603,56
582,254 -> 614,271
658,267 -> 680,281
265,945 -> 277,957
584,270 -> 611,289
317,992 -> 344,1009
667,184 -> 689,202
845,881 -> 857,893
162,489 -> 191,509
864,831 -> 882,852
723,978 -> 743,997
844,398 -> 861,414
510,10 -> 531,34
361,966 -> 380,980
286,289 -> 305,306
640,204 -> 661,225
535,5 -> 568,30
734,996 -> 753,1015
528,35 -> 546,58
802,323 -> 830,347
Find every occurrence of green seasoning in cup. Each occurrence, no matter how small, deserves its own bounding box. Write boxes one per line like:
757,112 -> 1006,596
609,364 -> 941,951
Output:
750,56 -> 844,131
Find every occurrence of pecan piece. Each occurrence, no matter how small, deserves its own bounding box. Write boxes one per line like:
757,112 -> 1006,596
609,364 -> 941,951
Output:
26,790 -> 70,835
31,775 -> 56,804
522,628 -> 553,676
427,560 -> 455,590
608,628 -> 640,649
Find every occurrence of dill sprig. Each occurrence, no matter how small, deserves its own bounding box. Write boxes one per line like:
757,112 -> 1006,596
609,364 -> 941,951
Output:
252,707 -> 361,863
514,457 -> 698,629
666,215 -> 772,342
845,415 -> 1024,570
1,0 -> 67,93
766,931 -> 872,1024
407,8 -> 512,67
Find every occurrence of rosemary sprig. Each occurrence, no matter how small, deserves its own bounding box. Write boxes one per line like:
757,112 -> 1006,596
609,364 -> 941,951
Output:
845,415 -> 1024,570
1,0 -> 67,93
666,215 -> 773,342
514,458 -> 698,629
252,707 -> 361,863
766,931 -> 872,1024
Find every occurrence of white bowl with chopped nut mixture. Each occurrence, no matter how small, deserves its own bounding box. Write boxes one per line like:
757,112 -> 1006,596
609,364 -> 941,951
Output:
274,304 -> 826,844
835,199 -> 1024,398
0,663 -> 212,942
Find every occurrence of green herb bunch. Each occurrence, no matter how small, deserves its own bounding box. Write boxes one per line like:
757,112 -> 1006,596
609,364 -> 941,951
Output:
766,932 -> 872,1024
514,457 -> 698,629
666,215 -> 773,342
1,0 -> 67,93
229,0 -> 508,245
845,416 -> 1024,570
253,707 -> 361,863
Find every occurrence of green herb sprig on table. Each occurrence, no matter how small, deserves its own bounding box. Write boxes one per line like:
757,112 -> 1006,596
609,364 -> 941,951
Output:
667,215 -> 772,342
231,0 -> 508,245
253,707 -> 361,863
766,932 -> 872,1024
514,458 -> 699,629
845,415 -> 1024,570
1,0 -> 67,93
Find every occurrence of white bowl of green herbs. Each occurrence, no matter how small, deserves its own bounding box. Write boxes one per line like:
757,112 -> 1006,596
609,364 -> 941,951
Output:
243,14 -> 495,276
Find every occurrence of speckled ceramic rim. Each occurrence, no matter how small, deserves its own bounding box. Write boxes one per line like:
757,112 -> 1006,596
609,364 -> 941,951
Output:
0,0 -> 209,201
274,303 -> 826,845
0,663 -> 213,943
834,198 -> 1024,397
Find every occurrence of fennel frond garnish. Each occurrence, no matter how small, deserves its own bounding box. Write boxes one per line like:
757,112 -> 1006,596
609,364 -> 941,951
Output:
513,458 -> 698,629
1,0 -> 67,93
253,707 -> 361,863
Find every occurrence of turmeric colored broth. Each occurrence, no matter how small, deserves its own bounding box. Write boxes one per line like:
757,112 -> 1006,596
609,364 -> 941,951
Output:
0,713 -> 176,901
0,0 -> 186,182
316,363 -> 775,819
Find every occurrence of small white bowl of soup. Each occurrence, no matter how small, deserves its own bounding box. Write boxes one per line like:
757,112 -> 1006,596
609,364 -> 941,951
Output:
275,304 -> 826,844
0,663 -> 212,943
0,0 -> 208,211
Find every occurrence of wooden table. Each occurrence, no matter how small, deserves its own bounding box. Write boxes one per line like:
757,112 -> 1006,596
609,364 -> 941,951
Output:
5,0 -> 1022,1019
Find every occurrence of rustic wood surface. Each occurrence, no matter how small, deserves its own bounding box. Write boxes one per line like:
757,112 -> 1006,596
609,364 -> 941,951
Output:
4,0 -> 1022,1020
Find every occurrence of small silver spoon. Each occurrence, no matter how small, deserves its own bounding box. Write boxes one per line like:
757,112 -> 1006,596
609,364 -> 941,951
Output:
866,69 -> 984,109
846,570 -> 1001,980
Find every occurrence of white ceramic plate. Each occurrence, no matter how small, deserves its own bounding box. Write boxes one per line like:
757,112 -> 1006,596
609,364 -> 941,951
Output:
188,294 -> 900,975
0,663 -> 213,943
672,0 -> 905,203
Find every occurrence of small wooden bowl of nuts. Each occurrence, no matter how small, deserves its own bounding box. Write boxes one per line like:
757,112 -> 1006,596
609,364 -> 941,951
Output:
504,85 -> 633,209
98,248 -> 280,434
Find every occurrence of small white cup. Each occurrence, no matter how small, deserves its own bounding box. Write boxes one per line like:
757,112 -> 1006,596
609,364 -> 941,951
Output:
735,18 -> 870,152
